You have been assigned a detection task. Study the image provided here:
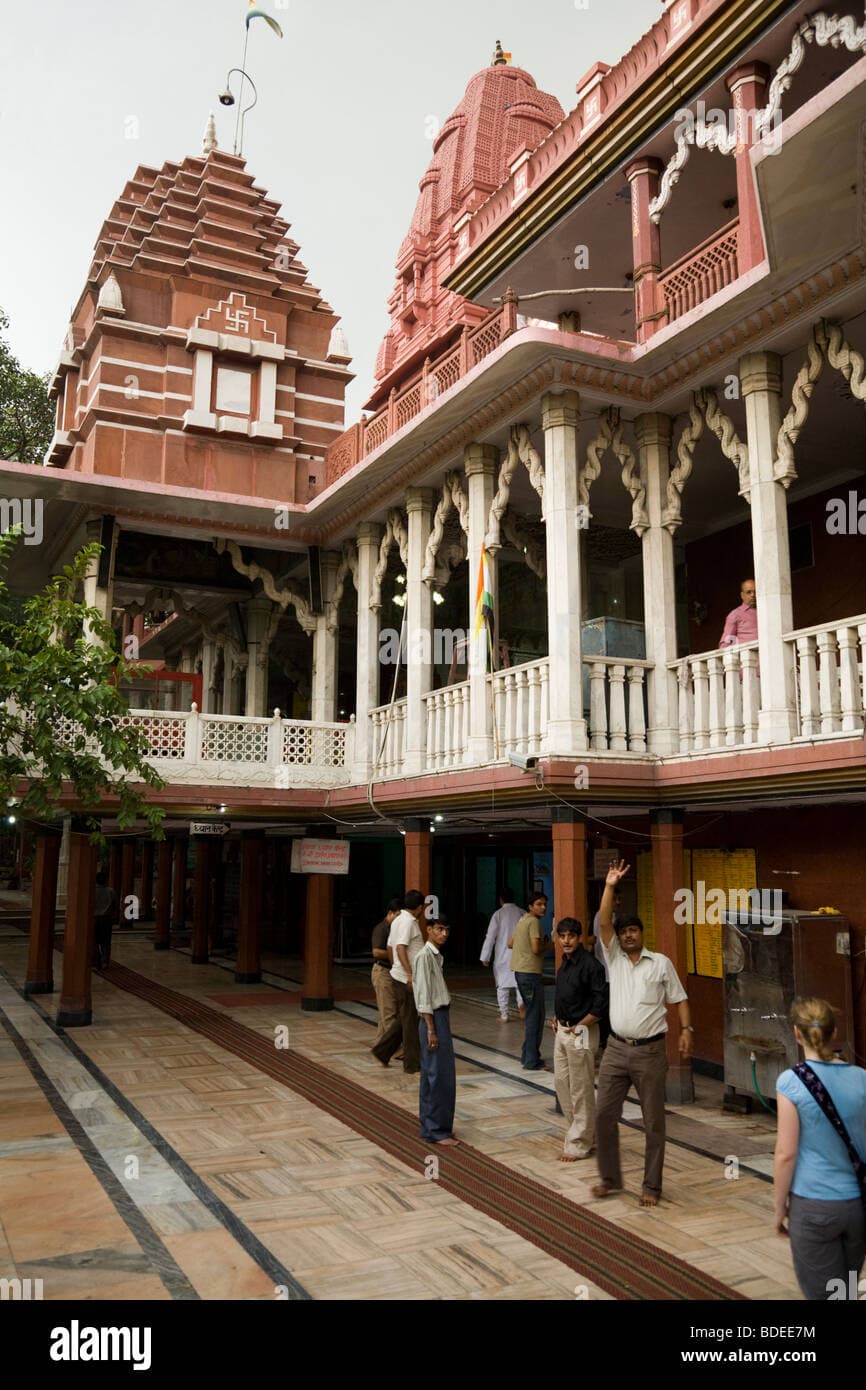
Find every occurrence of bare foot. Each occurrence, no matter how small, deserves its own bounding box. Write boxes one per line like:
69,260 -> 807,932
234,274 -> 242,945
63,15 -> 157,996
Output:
559,1154 -> 580,1163
591,1183 -> 622,1198
639,1192 -> 659,1208
435,1137 -> 459,1146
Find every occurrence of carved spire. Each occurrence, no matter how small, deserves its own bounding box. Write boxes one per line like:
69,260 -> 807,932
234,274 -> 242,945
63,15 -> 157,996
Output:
201,111 -> 218,156
491,39 -> 508,66
327,324 -> 351,361
96,270 -> 125,316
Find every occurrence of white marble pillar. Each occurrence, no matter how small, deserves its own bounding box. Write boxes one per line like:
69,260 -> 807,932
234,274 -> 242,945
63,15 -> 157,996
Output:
353,522 -> 382,778
465,443 -> 497,763
244,597 -> 273,717
740,352 -> 796,742
312,552 -> 340,724
55,813 -> 71,908
541,391 -> 588,752
405,488 -> 435,775
221,647 -> 235,715
82,517 -> 117,645
636,413 -> 680,754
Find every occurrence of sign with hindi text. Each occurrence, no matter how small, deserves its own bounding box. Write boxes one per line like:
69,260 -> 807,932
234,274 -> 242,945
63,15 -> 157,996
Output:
290,838 -> 350,875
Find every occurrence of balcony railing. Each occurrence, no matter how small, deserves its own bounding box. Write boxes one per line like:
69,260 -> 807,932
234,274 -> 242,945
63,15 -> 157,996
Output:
54,707 -> 355,788
491,659 -> 549,757
325,300 -> 519,484
786,616 -> 866,739
425,682 -> 470,771
370,698 -> 407,778
660,218 -> 740,327
669,643 -> 760,754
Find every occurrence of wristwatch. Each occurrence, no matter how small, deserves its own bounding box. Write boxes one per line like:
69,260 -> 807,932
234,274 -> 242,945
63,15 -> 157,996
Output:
683,1025 -> 695,1033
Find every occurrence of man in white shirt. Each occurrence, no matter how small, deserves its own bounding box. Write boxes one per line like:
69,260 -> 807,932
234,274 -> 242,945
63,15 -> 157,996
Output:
371,889 -> 427,1074
591,860 -> 693,1208
480,887 -> 525,1021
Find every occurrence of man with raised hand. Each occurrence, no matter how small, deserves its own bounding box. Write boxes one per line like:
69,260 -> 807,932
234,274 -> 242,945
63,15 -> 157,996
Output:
591,860 -> 692,1208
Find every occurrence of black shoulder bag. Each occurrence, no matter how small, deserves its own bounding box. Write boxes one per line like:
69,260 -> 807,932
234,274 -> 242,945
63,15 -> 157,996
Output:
793,1061 -> 866,1203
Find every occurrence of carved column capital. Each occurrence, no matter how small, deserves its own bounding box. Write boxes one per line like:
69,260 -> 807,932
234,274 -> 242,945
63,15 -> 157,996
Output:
739,351 -> 782,398
463,442 -> 498,477
541,389 -> 580,431
634,412 -> 673,449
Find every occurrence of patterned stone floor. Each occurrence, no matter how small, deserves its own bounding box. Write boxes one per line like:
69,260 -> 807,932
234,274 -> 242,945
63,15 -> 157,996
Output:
0,926 -> 800,1302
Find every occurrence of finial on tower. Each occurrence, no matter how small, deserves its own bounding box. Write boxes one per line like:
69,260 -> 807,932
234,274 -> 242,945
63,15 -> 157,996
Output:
491,40 -> 510,66
202,111 -> 218,156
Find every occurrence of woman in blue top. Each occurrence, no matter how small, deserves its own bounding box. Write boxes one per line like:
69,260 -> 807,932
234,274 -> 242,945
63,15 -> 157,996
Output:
774,997 -> 866,1300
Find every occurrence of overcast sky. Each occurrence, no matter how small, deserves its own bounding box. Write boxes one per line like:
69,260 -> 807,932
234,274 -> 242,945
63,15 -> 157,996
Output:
0,0 -> 661,418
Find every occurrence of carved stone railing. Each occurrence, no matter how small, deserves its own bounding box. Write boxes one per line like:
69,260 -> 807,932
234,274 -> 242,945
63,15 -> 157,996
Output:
425,683 -> 470,771
370,698 -> 407,778
659,218 -> 740,326
53,707 -> 355,788
786,616 -> 866,738
669,642 -> 760,753
325,301 -> 517,483
585,656 -> 652,754
490,659 -> 550,756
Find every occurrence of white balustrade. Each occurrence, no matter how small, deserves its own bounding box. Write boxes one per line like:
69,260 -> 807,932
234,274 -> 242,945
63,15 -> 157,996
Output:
585,657 -> 650,754
370,699 -> 407,778
669,643 -> 760,753
425,683 -> 469,771
491,659 -> 549,755
112,706 -> 354,787
786,616 -> 866,739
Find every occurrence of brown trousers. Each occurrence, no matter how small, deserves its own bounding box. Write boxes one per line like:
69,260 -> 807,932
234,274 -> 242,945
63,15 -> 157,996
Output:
595,1036 -> 667,1197
371,964 -> 399,1044
371,978 -> 420,1072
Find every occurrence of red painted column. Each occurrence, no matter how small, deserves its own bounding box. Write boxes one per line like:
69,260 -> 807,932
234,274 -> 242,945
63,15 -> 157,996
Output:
236,832 -> 264,983
139,841 -> 155,921
25,826 -> 62,995
404,819 -> 432,899
625,156 -> 667,343
302,873 -> 334,1011
650,808 -> 694,1102
119,840 -> 135,926
191,837 -> 210,964
154,839 -> 171,950
725,62 -> 770,274
551,813 -> 588,969
57,821 -> 98,1027
171,837 -> 187,930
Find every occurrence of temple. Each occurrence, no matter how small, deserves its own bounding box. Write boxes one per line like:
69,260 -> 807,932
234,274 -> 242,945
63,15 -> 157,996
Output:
1,0 -> 866,1300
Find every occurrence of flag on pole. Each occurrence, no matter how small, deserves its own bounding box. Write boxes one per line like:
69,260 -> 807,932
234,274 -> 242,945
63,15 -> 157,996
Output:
472,545 -> 494,675
246,3 -> 284,38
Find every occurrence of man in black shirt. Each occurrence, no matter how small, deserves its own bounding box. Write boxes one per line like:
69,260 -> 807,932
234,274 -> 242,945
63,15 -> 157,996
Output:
551,917 -> 608,1162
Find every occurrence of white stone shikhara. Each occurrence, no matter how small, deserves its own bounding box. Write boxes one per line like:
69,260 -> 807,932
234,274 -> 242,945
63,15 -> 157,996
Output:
541,390 -> 587,754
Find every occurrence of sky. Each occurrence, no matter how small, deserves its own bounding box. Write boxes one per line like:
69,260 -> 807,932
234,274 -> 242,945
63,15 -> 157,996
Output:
0,0 -> 661,419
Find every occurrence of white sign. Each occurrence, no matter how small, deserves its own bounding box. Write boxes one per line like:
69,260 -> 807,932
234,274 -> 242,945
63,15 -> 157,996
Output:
290,838 -> 350,875
190,821 -> 230,837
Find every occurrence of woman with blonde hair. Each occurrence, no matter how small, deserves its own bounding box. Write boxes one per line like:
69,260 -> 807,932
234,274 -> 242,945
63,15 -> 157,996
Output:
774,997 -> 866,1299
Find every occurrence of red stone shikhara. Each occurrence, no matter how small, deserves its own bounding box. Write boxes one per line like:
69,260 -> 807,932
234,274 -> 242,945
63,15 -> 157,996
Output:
48,147 -> 352,501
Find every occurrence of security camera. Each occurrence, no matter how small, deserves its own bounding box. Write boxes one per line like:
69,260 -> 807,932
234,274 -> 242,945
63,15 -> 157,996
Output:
508,752 -> 539,771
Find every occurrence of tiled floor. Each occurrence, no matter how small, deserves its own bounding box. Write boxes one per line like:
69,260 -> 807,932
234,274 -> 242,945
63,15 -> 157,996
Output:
0,927 -> 801,1301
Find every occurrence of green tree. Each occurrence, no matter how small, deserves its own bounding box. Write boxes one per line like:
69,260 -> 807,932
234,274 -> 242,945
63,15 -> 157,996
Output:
0,309 -> 55,464
0,530 -> 166,841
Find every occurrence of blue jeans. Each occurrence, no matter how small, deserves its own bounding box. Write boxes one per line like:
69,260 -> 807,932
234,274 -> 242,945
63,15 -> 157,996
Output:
514,971 -> 546,1069
418,1006 -> 456,1142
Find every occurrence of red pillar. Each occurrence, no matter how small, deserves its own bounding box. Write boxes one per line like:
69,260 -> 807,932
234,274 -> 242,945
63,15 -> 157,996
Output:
24,827 -> 62,994
404,819 -> 432,899
191,837 -> 210,964
119,840 -> 135,926
551,813 -> 588,969
139,841 -> 155,921
650,808 -> 694,1102
154,839 -> 172,950
236,832 -> 263,983
57,822 -> 98,1027
726,62 -> 770,274
302,873 -> 334,1011
625,156 -> 667,344
171,837 -> 187,930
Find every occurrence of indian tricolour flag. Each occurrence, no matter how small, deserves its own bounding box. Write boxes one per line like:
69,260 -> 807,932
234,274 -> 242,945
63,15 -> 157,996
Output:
471,545 -> 494,675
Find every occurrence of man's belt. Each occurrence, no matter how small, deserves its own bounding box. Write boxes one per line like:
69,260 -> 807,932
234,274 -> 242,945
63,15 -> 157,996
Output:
610,1029 -> 666,1047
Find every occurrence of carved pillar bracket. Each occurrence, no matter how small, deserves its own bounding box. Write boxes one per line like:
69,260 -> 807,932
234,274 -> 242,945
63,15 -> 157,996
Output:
423,470 -> 470,585
371,509 -> 409,612
580,406 -> 648,536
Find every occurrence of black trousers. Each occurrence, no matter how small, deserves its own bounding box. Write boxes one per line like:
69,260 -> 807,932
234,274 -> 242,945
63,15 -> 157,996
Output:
371,978 -> 420,1072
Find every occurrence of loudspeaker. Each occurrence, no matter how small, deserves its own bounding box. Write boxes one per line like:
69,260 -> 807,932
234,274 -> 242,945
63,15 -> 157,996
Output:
96,516 -> 115,589
308,546 -> 322,614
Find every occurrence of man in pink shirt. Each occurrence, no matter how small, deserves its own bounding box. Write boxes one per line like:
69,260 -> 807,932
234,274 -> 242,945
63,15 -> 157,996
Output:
719,579 -> 758,647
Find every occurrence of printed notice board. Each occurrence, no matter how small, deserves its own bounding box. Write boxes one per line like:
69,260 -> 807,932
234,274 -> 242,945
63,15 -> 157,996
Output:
289,839 -> 350,875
